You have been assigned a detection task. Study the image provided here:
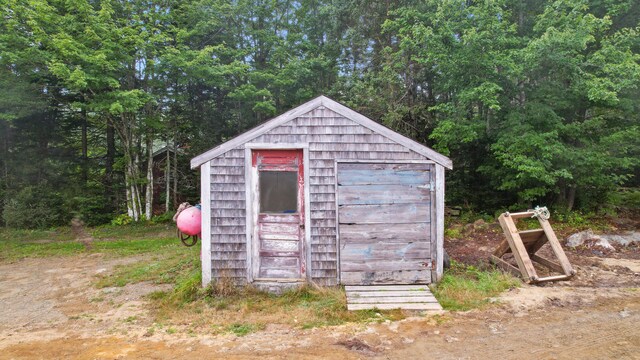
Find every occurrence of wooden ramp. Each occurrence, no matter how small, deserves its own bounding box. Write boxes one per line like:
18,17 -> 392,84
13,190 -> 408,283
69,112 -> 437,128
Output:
345,285 -> 443,311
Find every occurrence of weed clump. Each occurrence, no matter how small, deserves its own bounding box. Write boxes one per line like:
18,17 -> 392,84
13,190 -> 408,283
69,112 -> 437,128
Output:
431,261 -> 520,311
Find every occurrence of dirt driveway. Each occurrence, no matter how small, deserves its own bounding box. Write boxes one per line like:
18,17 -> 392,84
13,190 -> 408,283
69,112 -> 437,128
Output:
0,251 -> 639,359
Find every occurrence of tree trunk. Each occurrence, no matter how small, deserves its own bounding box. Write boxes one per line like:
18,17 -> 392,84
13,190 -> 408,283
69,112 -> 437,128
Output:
165,140 -> 171,213
145,134 -> 154,220
121,117 -> 142,222
81,108 -> 88,185
172,138 -> 178,207
105,121 -> 116,209
134,143 -> 143,219
567,187 -> 576,211
0,120 -> 9,188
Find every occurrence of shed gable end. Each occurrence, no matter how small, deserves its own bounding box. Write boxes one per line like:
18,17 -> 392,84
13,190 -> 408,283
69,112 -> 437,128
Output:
206,105 -> 440,286
191,96 -> 452,169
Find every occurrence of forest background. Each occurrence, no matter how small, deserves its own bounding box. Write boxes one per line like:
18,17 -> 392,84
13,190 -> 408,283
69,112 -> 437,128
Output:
1,0 -> 638,228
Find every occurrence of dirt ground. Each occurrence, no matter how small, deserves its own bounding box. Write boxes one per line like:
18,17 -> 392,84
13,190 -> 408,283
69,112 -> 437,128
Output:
1,223 -> 639,359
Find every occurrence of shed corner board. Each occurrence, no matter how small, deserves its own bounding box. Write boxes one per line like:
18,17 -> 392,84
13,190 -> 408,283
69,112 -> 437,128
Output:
244,147 -> 253,283
200,162 -> 212,286
434,164 -> 445,281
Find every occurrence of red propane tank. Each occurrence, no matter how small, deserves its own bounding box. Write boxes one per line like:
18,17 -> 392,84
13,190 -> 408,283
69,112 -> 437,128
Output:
176,206 -> 201,236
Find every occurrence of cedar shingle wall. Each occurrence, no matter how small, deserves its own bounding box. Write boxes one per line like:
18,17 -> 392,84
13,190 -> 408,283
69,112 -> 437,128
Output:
209,106 -> 428,285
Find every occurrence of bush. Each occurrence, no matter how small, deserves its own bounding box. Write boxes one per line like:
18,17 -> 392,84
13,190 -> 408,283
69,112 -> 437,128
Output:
151,212 -> 174,224
111,213 -> 133,226
69,193 -> 114,226
609,188 -> 640,211
2,186 -> 71,229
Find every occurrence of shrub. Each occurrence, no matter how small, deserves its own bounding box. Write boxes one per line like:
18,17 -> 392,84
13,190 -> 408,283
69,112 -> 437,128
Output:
151,212 -> 175,224
111,213 -> 133,226
2,186 -> 71,229
69,193 -> 114,226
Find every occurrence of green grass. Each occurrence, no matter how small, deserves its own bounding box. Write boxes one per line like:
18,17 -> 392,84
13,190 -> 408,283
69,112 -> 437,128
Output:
96,246 -> 199,288
150,281 -> 405,333
431,261 -> 520,311
226,323 -> 264,336
89,223 -> 174,241
0,223 -> 176,262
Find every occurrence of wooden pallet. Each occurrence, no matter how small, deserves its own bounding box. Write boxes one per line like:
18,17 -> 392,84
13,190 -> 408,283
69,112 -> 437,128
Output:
491,211 -> 576,284
345,285 -> 443,311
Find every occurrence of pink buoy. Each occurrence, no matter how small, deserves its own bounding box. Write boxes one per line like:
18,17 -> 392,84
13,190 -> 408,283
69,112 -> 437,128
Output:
176,206 -> 201,236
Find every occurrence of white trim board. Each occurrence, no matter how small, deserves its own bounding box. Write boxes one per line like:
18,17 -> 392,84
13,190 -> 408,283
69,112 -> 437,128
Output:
200,162 -> 212,286
191,96 -> 452,170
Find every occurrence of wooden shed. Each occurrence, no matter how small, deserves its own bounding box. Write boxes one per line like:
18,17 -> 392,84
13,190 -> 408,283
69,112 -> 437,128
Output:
191,96 -> 452,291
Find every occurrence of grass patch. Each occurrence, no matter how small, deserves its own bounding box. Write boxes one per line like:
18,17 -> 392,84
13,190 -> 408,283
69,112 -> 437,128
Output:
96,242 -> 199,288
444,226 -> 463,239
226,323 -> 264,336
151,279 -> 405,334
431,261 -> 520,311
89,223 -> 174,241
0,223 -> 175,262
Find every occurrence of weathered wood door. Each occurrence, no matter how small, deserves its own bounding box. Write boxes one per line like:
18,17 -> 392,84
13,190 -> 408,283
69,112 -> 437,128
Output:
251,150 -> 305,280
337,162 -> 434,285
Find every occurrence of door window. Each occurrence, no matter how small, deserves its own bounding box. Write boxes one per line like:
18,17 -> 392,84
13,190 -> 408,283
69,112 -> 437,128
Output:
259,171 -> 298,213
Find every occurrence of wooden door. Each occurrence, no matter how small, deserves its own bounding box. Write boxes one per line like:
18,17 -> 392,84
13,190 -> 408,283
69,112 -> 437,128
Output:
337,162 -> 434,285
252,150 -> 305,280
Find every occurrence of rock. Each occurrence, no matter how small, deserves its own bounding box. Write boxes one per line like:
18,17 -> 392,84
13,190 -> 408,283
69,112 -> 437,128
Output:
566,230 -> 598,247
567,230 -> 640,248
566,229 -> 640,254
601,232 -> 640,247
402,337 -> 414,344
445,335 -> 459,343
593,237 -> 616,251
619,309 -> 631,318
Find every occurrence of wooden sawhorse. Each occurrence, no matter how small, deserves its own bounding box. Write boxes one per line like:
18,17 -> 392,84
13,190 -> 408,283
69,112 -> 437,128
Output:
491,210 -> 576,284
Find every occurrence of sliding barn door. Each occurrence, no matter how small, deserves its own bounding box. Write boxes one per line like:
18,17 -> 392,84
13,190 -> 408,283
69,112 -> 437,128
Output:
337,162 -> 433,285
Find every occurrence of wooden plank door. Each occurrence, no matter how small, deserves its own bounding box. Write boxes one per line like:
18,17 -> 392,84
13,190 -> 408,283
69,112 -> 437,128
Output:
337,162 -> 433,285
252,150 -> 305,280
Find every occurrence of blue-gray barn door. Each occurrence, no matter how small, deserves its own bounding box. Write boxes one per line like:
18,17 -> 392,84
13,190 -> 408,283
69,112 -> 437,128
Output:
337,162 -> 434,285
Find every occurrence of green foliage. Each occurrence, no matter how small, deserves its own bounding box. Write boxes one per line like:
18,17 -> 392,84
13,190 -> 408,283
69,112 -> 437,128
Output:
3,186 -> 71,229
0,0 -> 638,226
151,212 -> 175,224
168,268 -> 203,304
609,188 -> 640,210
431,261 -> 521,311
226,323 -> 263,337
69,193 -> 114,226
111,214 -> 133,226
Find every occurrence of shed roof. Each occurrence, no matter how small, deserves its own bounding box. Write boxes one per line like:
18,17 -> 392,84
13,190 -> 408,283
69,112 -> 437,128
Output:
190,96 -> 452,170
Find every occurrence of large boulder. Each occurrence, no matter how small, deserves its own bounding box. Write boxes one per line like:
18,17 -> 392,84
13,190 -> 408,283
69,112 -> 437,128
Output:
566,230 -> 640,251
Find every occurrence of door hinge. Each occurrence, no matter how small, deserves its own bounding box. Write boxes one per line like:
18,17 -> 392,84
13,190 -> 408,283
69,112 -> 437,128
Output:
417,183 -> 434,192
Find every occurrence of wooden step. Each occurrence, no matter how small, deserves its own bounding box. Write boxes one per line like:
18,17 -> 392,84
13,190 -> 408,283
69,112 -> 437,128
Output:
345,285 -> 442,311
347,290 -> 431,297
348,303 -> 442,311
345,285 -> 429,291
348,296 -> 439,304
